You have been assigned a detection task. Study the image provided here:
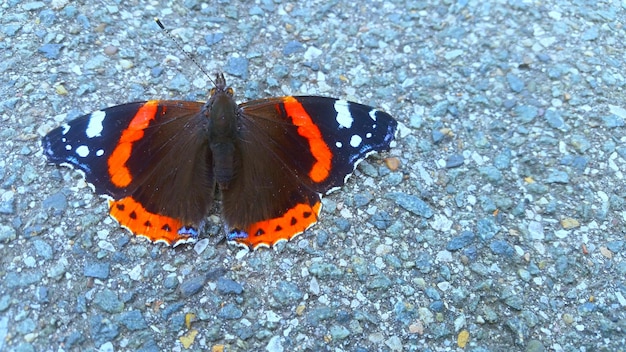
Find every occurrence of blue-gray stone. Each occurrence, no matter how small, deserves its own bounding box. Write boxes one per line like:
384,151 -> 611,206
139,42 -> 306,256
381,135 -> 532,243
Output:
167,73 -> 190,92
2,24 -> 20,37
38,44 -> 63,59
93,289 -> 124,313
544,109 -> 569,131
479,166 -> 503,184
570,135 -> 591,153
5,271 -> 43,288
217,277 -> 243,295
272,64 -> 289,78
283,41 -> 305,55
446,231 -> 475,251
606,240 -> 624,253
309,262 -> 342,279
430,101 -> 449,117
35,286 -> 49,303
0,225 -> 17,243
387,192 -> 433,218
217,303 -> 243,320
446,154 -> 464,168
272,281 -> 303,304
367,274 -> 392,290
316,230 -> 329,247
83,55 -> 107,71
224,57 -> 249,78
161,302 -> 184,320
429,127 -> 448,143
370,210 -> 392,230
493,149 -> 511,169
477,218 -> 499,240
602,114 -> 625,128
204,32 -> 224,46
0,191 -> 15,214
424,287 -> 441,300
415,252 -> 433,273
116,310 -> 147,330
490,240 -> 515,257
32,239 -> 53,260
84,262 -> 110,279
581,27 -> 599,41
506,73 -> 524,92
306,306 -> 335,325
75,294 -> 87,313
16,318 -> 36,334
248,5 -> 264,15
394,299 -> 417,324
429,301 -> 445,312
89,314 -> 119,348
329,325 -> 350,340
38,9 -> 56,26
12,343 -> 35,352
42,192 -> 67,212
334,218 -> 351,232
353,193 -> 373,207
0,295 -> 10,311
22,1 -> 45,10
515,105 -> 538,123
526,339 -> 547,352
64,330 -> 84,349
383,172 -> 403,187
179,275 -> 206,298
505,317 -> 529,345
578,302 -> 596,314
545,170 -> 569,184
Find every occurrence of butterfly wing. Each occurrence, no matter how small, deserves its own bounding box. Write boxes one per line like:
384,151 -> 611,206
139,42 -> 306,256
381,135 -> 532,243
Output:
42,100 -> 214,245
224,96 -> 397,249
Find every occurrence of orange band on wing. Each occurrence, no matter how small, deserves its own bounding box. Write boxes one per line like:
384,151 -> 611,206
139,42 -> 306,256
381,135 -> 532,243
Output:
109,196 -> 192,245
281,97 -> 332,183
107,100 -> 160,187
237,200 -> 322,249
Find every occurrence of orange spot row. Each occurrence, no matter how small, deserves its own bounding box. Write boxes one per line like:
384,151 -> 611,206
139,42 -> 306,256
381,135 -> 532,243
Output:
239,201 -> 322,249
107,101 -> 160,187
109,196 -> 191,245
281,97 -> 332,183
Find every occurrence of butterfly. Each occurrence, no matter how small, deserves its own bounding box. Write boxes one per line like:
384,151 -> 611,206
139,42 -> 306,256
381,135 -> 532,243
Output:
42,73 -> 397,249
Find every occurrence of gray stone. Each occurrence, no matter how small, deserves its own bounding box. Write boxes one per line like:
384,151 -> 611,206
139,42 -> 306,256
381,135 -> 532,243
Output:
387,192 -> 433,218
116,310 -> 147,331
216,277 -> 243,295
217,303 -> 243,320
93,289 -> 124,313
84,262 -> 110,279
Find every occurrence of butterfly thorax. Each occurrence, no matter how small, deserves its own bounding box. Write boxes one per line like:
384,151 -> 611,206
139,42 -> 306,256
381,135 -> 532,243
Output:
205,87 -> 239,190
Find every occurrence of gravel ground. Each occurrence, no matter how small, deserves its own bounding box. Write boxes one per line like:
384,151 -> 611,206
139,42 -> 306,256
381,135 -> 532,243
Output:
1,0 -> 626,351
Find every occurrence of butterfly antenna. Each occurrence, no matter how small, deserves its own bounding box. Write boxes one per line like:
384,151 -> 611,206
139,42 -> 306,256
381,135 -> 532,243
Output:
155,18 -> 216,87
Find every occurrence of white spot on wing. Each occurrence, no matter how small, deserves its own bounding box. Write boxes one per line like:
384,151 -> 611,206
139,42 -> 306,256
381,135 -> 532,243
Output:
65,145 -> 71,151
336,141 -> 342,148
369,109 -> 378,121
366,132 -> 372,138
61,124 -> 71,135
86,110 -> 106,138
96,149 -> 105,157
76,145 -> 90,157
334,100 -> 353,128
350,135 -> 362,148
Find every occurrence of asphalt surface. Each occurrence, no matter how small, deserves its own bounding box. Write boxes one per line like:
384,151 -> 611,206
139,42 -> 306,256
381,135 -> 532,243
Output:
1,1 -> 625,351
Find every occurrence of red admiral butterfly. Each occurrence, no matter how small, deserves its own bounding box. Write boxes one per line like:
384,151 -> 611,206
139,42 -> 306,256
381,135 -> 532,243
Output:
42,73 -> 397,249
